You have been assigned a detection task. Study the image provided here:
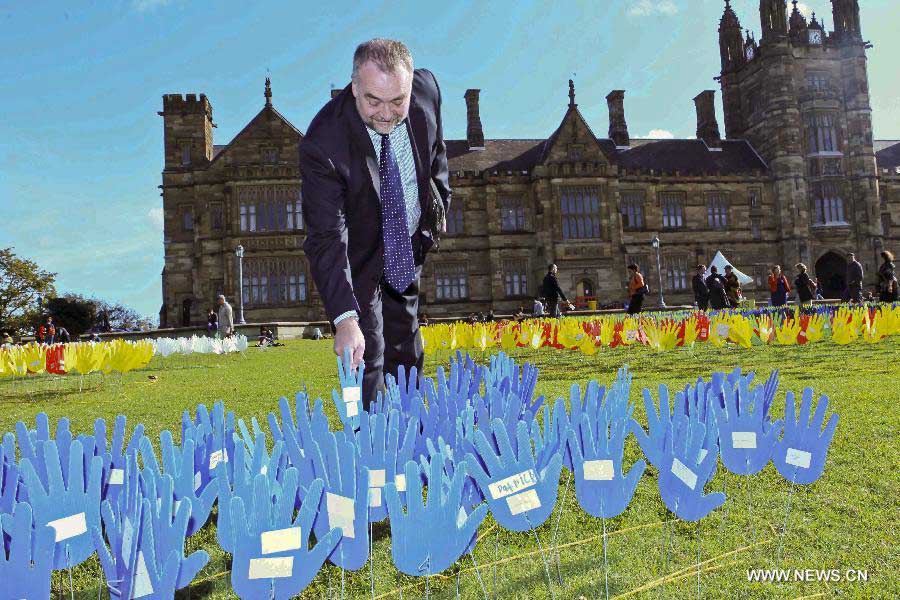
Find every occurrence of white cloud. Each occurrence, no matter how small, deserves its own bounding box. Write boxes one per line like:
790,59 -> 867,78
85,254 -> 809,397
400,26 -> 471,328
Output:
627,0 -> 679,17
796,3 -> 813,18
641,129 -> 676,139
147,207 -> 164,230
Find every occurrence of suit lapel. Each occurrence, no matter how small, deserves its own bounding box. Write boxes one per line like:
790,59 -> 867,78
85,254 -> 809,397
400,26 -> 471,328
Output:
346,103 -> 382,203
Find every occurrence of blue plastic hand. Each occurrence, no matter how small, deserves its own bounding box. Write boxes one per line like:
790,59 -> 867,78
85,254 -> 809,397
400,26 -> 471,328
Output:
18,438 -> 102,568
334,348 -> 364,430
386,452 -> 487,576
657,419 -> 725,522
114,494 -> 198,600
0,435 -> 19,514
383,363 -> 423,415
140,431 -> 217,536
352,409 -> 418,522
93,452 -> 145,599
0,503 -> 55,599
93,415 -> 145,505
567,405 -> 645,519
772,389 -> 838,485
217,432 -> 286,552
230,476 -> 341,599
631,384 -> 674,469
712,380 -> 783,475
465,418 -> 563,532
139,472 -> 210,590
187,401 -> 237,492
307,426 -> 370,569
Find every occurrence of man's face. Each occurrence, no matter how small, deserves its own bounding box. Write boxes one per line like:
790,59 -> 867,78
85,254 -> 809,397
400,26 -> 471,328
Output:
352,61 -> 412,135
217,297 -> 224,306
550,265 -> 558,275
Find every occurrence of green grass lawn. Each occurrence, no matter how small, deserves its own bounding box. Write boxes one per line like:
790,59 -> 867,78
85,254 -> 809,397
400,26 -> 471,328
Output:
1,337 -> 898,599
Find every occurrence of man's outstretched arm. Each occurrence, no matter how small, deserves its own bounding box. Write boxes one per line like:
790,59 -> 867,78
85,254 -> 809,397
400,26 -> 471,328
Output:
299,137 -> 365,366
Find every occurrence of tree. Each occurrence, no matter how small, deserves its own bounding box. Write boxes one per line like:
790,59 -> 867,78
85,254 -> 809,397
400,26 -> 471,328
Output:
45,294 -> 97,336
0,247 -> 56,334
93,299 -> 144,332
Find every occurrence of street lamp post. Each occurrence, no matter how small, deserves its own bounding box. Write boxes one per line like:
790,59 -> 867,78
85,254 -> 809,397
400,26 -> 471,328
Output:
235,244 -> 246,324
651,236 -> 667,309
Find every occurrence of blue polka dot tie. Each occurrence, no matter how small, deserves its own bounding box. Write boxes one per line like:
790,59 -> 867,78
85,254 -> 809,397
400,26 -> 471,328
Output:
379,132 -> 416,294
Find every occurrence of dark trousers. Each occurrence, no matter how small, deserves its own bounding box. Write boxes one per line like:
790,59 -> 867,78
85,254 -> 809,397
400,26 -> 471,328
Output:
546,300 -> 562,317
360,266 -> 423,409
627,294 -> 643,314
695,295 -> 709,311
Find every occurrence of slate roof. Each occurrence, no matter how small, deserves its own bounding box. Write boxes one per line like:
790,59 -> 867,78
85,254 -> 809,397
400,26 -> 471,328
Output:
875,140 -> 900,171
446,136 -> 768,175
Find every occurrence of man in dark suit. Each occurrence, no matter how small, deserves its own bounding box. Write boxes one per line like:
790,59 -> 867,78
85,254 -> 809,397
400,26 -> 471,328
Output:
299,39 -> 451,407
541,264 -> 573,317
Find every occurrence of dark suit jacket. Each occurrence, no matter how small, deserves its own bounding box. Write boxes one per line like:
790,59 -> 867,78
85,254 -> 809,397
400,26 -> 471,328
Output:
541,273 -> 568,303
298,69 -> 451,323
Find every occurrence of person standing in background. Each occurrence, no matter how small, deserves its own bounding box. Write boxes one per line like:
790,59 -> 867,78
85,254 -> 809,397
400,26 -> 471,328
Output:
692,264 -> 709,311
846,252 -> 864,303
217,295 -> 234,337
626,264 -> 645,315
794,263 -> 816,305
542,264 -> 573,317
877,251 -> 897,302
207,308 -> 218,336
768,265 -> 791,307
723,265 -> 742,307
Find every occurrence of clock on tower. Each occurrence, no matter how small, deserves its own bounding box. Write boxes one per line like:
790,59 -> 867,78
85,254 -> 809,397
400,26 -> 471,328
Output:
745,45 -> 755,60
808,29 -> 823,45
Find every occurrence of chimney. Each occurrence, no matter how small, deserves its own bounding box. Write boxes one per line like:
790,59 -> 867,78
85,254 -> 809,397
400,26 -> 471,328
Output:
694,90 -> 722,148
464,89 -> 485,150
330,88 -> 341,99
606,90 -> 630,148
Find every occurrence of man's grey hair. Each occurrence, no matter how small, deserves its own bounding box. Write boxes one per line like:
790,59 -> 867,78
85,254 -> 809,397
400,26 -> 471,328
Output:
352,38 -> 414,81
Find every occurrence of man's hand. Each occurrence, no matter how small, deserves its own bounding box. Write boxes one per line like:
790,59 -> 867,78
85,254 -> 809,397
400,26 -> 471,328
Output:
334,318 -> 365,369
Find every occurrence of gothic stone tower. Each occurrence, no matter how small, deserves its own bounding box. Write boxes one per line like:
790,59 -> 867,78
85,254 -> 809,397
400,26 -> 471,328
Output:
717,0 -> 879,289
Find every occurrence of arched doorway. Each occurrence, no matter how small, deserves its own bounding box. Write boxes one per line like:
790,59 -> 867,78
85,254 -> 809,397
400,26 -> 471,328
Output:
181,298 -> 193,327
815,252 -> 847,299
576,279 -> 595,297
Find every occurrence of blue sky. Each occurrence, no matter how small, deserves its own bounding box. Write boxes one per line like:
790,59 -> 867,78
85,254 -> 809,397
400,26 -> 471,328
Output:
2,0 -> 898,320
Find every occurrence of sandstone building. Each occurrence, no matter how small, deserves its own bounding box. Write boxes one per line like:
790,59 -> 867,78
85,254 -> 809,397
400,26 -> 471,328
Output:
159,0 -> 899,326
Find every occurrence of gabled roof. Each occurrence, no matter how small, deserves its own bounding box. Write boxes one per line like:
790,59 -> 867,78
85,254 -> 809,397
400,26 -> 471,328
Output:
875,140 -> 900,170
208,105 -> 302,167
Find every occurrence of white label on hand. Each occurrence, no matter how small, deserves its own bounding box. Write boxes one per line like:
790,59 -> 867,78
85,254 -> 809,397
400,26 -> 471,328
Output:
368,487 -> 382,508
785,448 -> 812,469
133,551 -> 154,597
108,468 -> 124,486
260,527 -> 302,555
583,459 -> 615,481
209,449 -> 228,470
326,492 -> 356,538
48,512 -> 87,542
260,465 -> 268,476
698,448 -> 709,463
343,386 -> 361,403
394,474 -> 407,492
345,400 -> 359,418
732,432 -> 757,449
488,469 -> 537,500
194,471 -> 202,492
456,506 -> 467,528
368,469 -> 386,488
671,458 -> 698,491
625,330 -> 637,341
506,489 -> 542,515
249,557 -> 294,579
716,323 -> 730,338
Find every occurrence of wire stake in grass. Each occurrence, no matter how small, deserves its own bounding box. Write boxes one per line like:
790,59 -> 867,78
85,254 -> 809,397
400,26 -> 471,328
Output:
696,520 -> 701,599
369,508 -> 376,600
469,551 -> 489,600
523,512 -> 555,600
776,471 -> 798,565
549,468 -> 571,585
601,515 -> 610,600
